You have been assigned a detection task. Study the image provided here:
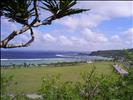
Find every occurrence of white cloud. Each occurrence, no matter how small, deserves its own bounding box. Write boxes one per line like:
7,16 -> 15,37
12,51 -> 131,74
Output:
78,1 -> 133,18
56,13 -> 108,30
121,28 -> 133,47
122,28 -> 133,40
56,1 -> 133,31
110,35 -> 121,42
70,37 -> 88,46
58,17 -> 78,30
82,28 -> 108,43
56,35 -> 88,48
80,14 -> 109,28
28,27 -> 132,51
43,34 -> 56,43
58,36 -> 73,46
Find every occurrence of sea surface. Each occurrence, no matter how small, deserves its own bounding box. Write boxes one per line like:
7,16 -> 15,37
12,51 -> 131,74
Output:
1,51 -> 112,66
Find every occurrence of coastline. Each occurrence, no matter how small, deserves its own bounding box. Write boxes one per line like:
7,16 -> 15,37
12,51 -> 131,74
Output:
1,56 -> 112,67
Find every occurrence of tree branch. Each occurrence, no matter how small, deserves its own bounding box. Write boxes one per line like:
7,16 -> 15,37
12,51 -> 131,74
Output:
0,25 -> 34,48
32,15 -> 56,27
1,0 -> 89,49
0,1 -> 55,48
31,0 -> 40,26
4,27 -> 34,48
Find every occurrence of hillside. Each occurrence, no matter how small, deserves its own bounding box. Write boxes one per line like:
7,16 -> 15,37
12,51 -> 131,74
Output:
89,49 -> 133,58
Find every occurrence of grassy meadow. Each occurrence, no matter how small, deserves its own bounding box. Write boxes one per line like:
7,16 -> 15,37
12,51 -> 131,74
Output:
1,61 -> 119,93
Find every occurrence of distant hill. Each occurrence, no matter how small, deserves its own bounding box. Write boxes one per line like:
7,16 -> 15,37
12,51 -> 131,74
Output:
89,49 -> 133,58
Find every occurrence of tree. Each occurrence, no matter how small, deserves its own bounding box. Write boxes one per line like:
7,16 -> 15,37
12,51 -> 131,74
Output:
0,0 -> 89,48
124,50 -> 133,65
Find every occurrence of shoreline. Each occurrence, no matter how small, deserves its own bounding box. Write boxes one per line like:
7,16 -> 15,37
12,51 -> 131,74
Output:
1,60 -> 113,69
1,56 -> 113,67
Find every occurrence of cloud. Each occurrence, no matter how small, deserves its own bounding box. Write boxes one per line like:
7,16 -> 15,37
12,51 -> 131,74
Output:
43,34 -> 56,43
105,28 -> 133,49
30,30 -> 89,51
41,33 -> 88,47
70,37 -> 88,46
78,1 -> 133,18
110,35 -> 121,42
122,28 -> 133,41
58,35 -> 73,46
82,28 -> 108,43
22,27 -> 132,51
58,17 -> 78,31
56,1 -> 132,31
121,28 -> 133,47
56,13 -> 108,31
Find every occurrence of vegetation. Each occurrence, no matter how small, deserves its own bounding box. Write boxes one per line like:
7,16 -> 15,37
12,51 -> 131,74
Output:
124,49 -> 133,65
0,0 -> 89,48
1,74 -> 32,100
89,48 -> 133,58
1,61 -> 133,100
1,61 -> 117,93
1,61 -> 87,68
40,67 -> 133,100
1,74 -> 14,100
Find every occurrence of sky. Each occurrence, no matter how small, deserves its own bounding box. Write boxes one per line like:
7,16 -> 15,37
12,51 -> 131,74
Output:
1,1 -> 133,51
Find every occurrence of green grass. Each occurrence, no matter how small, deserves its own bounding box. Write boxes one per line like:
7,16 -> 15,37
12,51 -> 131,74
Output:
1,61 -> 119,93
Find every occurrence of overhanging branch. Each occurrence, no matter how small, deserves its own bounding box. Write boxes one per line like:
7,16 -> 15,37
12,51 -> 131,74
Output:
0,26 -> 34,48
1,0 -> 89,49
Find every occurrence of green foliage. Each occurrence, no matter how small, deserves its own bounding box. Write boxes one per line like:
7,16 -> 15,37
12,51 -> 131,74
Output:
1,74 -> 35,100
1,61 -> 115,93
1,74 -> 13,94
124,49 -> 133,65
39,66 -> 112,100
1,0 -> 89,25
1,0 -> 34,24
40,67 -> 133,100
1,74 -> 14,100
78,66 -> 99,100
40,74 -> 80,100
41,0 -> 89,19
89,49 -> 133,59
1,63 -> 133,100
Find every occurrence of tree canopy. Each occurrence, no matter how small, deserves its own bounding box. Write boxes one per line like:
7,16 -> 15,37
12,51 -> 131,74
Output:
0,0 -> 89,48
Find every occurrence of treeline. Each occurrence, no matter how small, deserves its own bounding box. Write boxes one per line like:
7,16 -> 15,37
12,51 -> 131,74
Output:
1,61 -> 86,69
89,48 -> 133,58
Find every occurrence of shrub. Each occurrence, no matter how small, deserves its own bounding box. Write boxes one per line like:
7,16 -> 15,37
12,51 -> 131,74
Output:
40,67 -> 133,100
40,74 -> 80,100
1,74 -> 30,100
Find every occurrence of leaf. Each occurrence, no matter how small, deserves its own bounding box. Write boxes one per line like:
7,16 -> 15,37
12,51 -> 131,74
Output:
1,0 -> 34,24
41,0 -> 89,19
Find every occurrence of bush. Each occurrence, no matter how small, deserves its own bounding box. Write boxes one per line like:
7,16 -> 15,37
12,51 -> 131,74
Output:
40,74 -> 80,100
40,67 -> 133,100
1,74 -> 30,100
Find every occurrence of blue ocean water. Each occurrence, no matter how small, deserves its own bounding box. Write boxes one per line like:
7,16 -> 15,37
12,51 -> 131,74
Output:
1,51 -> 111,66
1,51 -> 79,59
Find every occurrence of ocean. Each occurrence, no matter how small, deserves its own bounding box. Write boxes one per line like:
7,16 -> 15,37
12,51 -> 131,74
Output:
1,51 -> 112,66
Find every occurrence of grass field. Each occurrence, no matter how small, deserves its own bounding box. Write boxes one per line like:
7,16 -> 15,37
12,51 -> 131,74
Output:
1,61 -> 119,93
